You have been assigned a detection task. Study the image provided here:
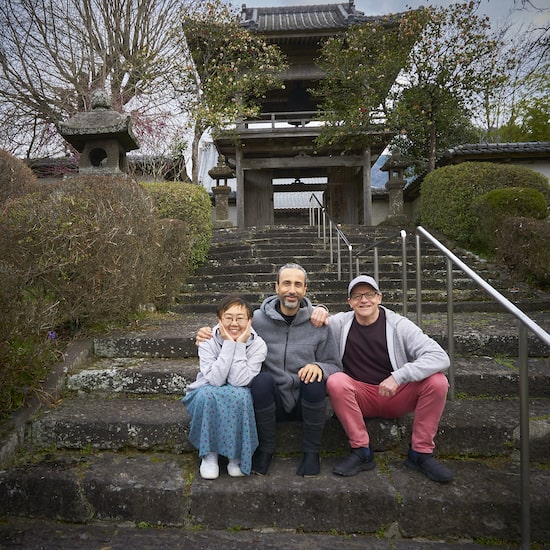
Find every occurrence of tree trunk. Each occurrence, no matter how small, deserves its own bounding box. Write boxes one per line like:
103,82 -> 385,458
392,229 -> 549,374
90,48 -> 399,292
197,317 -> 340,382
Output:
427,121 -> 437,173
191,124 -> 205,184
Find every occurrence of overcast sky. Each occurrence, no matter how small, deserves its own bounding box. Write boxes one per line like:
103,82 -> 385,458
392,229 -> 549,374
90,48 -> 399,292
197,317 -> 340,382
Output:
237,0 -> 550,32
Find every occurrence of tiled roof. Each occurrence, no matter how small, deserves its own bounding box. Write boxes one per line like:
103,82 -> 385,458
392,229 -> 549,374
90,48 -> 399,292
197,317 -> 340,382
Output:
240,2 -> 372,32
443,142 -> 550,160
403,141 -> 550,199
274,190 -> 323,210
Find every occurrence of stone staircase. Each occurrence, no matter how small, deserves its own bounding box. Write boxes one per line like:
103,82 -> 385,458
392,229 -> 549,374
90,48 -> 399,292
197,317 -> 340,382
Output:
1,224 -> 549,548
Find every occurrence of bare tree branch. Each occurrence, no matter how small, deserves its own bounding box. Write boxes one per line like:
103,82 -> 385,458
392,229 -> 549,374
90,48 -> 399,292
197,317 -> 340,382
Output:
0,0 -> 195,159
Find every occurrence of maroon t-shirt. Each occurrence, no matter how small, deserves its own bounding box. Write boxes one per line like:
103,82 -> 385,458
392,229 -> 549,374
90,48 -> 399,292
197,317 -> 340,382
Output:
342,308 -> 393,384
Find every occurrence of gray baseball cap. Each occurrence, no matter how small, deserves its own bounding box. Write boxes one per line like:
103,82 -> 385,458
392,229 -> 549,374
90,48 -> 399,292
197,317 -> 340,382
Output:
348,275 -> 380,297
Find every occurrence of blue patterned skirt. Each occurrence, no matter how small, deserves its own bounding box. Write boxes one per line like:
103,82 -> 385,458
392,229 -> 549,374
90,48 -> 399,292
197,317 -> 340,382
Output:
182,385 -> 258,475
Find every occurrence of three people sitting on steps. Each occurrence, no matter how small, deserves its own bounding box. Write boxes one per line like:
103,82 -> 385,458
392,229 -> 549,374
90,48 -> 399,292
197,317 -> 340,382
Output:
193,266 -> 453,483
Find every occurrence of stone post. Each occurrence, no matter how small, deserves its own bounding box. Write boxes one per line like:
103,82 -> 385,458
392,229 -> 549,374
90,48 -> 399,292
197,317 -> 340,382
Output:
209,154 -> 235,228
381,149 -> 411,225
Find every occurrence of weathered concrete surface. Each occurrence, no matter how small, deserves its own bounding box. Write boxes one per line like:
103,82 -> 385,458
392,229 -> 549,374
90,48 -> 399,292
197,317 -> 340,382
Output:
66,357 -> 199,395
0,339 -> 93,466
26,395 -> 550,460
30,398 -> 193,452
454,356 -> 550,397
1,517 -> 536,550
1,453 -> 549,544
0,452 -> 189,526
90,311 -> 550,359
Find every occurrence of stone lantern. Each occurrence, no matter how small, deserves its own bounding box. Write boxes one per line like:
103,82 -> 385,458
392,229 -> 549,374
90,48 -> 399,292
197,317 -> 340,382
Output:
57,89 -> 139,176
208,154 -> 235,228
381,149 -> 411,225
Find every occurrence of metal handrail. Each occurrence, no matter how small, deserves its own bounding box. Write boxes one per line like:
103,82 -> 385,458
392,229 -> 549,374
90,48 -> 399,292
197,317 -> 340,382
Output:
415,225 -> 550,550
309,194 -> 353,280
307,211 -> 548,547
353,229 -> 409,316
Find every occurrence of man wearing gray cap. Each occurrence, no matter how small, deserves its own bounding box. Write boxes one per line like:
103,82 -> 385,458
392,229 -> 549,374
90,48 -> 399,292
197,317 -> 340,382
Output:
320,274 -> 453,483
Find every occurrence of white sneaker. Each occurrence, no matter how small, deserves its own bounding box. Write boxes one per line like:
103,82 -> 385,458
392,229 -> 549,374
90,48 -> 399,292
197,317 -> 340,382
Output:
199,452 -> 219,479
227,459 -> 245,477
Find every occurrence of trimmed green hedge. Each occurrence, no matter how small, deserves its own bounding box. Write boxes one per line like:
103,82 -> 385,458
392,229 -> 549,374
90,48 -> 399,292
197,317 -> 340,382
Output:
1,176 -> 161,328
472,187 -> 548,252
141,181 -> 212,268
497,217 -> 550,290
420,162 -> 549,249
0,151 -> 215,420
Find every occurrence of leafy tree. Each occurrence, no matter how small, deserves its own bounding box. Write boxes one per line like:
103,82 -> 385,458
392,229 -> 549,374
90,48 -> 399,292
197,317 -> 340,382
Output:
312,2 -> 504,172
391,85 -> 479,175
390,1 -> 504,172
0,0 -> 195,159
483,78 -> 550,143
169,0 -> 287,183
312,10 -> 426,151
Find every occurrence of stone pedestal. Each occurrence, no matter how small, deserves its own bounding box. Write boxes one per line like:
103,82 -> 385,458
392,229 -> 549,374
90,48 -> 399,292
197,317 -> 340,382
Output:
209,154 -> 235,228
381,149 -> 411,226
212,185 -> 233,228
386,179 -> 405,217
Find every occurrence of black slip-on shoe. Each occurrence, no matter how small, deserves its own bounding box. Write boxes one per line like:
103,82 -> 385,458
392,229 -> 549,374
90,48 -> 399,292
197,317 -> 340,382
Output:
296,452 -> 320,477
333,448 -> 375,477
405,449 -> 453,483
251,449 -> 273,476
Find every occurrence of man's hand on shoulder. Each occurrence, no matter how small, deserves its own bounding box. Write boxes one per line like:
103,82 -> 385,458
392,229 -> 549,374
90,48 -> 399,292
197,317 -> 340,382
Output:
195,326 -> 213,346
310,305 -> 330,328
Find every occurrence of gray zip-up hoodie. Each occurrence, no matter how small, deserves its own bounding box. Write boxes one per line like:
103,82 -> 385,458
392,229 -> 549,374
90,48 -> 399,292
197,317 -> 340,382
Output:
188,324 -> 267,391
328,306 -> 449,385
253,295 -> 342,412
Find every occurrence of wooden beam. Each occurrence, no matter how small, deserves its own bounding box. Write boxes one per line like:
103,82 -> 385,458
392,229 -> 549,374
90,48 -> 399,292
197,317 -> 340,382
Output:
241,156 -> 365,169
272,184 -> 327,192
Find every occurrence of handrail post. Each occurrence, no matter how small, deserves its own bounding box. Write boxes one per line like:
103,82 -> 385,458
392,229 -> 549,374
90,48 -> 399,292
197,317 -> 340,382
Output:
348,245 -> 353,280
446,257 -> 455,400
401,230 -> 408,317
329,220 -> 334,264
373,247 -> 379,283
316,208 -> 321,238
337,232 -> 342,280
415,233 -> 422,329
518,322 -> 530,550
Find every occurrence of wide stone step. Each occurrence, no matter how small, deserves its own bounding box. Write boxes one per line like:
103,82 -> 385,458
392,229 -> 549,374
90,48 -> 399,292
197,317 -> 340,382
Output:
200,260 -> 339,275
30,397 -> 191,452
0,451 -> 548,543
65,357 -> 198,396
28,396 -> 550,459
199,252 -> 495,269
186,276 -> 489,292
64,355 -> 550,400
0,518 -> 531,550
174,289 -> 536,311
93,311 -> 550,359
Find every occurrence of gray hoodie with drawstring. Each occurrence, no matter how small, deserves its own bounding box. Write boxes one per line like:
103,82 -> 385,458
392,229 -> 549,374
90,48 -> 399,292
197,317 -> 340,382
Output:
252,295 -> 342,413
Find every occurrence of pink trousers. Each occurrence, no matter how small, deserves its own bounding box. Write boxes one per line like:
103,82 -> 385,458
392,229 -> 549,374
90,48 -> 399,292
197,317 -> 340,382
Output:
326,371 -> 449,453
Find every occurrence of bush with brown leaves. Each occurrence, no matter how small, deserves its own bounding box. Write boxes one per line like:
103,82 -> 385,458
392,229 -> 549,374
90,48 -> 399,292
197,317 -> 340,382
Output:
0,175 -> 161,328
0,148 -> 41,206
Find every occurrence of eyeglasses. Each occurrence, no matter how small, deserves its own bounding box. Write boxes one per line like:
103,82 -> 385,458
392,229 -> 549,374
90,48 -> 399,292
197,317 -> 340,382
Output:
221,315 -> 248,323
350,291 -> 379,301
